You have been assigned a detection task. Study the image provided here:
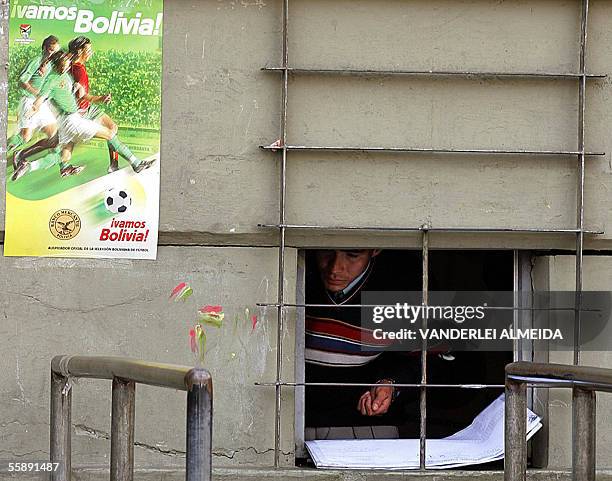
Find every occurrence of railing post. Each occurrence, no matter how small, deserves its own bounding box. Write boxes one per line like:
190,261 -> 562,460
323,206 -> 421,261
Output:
185,369 -> 213,481
505,378 -> 527,481
572,387 -> 596,481
111,378 -> 136,481
50,371 -> 72,481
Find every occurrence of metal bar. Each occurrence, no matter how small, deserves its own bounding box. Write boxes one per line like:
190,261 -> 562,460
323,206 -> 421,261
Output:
50,371 -> 71,481
419,226 -> 429,470
51,355 -> 194,391
507,376 -> 612,393
256,302 -> 600,313
255,382 -> 504,388
111,378 -> 135,481
257,223 -> 604,235
574,0 -> 589,367
513,251 -> 522,362
506,362 -> 612,389
273,0 -> 289,468
185,369 -> 213,481
256,379 -> 612,392
262,66 -> 606,79
572,387 -> 596,481
260,145 -> 605,156
505,379 -> 527,481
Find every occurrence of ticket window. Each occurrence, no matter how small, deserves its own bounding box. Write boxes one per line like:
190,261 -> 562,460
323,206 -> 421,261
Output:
300,249 -> 514,443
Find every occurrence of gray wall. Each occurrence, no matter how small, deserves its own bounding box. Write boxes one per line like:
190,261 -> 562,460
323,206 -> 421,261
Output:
2,0 -> 612,470
532,255 -> 612,470
0,247 -> 297,467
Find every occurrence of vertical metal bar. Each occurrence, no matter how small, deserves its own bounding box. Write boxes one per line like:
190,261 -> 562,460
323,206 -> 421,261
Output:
572,387 -> 596,481
574,0 -> 589,366
186,369 -> 213,481
504,379 -> 527,481
274,0 -> 289,468
50,371 -> 71,481
419,225 -> 429,470
513,250 -> 521,362
111,378 -> 135,481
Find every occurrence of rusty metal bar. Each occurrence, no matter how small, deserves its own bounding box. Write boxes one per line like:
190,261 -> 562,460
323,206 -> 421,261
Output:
111,378 -> 135,481
186,369 -> 213,481
50,371 -> 71,481
260,145 -> 605,156
507,361 -> 612,389
256,302 -> 598,313
572,387 -> 596,481
262,66 -> 606,79
505,362 -> 608,481
504,379 -> 527,481
51,355 -> 193,390
419,226 -> 429,469
257,223 -> 604,235
50,357 -> 213,481
273,0 -> 290,468
255,381 -> 503,388
574,0 -> 589,367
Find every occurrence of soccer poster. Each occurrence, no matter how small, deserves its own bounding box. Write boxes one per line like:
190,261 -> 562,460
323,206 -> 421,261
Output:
4,0 -> 163,259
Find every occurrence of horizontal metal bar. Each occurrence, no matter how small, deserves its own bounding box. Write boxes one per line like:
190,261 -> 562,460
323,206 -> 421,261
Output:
51,355 -> 201,391
506,361 -> 612,392
507,375 -> 612,394
255,381 -> 504,389
257,223 -> 604,235
262,66 -> 607,79
255,302 -> 599,312
260,145 -> 606,156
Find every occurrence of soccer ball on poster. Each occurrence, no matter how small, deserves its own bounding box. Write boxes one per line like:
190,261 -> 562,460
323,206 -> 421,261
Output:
104,188 -> 132,214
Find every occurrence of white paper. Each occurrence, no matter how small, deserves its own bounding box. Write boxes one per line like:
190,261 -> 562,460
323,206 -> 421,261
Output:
305,394 -> 542,470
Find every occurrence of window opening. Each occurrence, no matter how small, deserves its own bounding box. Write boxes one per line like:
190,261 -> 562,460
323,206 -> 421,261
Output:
297,249 -> 513,468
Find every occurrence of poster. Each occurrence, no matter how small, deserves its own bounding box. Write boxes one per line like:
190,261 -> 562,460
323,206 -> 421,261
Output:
4,0 -> 163,259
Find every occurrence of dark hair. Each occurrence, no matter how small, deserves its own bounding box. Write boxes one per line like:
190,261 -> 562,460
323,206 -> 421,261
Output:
41,35 -> 59,51
47,50 -> 71,71
68,36 -> 91,55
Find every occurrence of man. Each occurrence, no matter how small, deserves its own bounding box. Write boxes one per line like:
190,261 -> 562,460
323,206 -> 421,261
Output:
7,36 -> 60,171
305,249 -> 420,430
68,36 -> 151,174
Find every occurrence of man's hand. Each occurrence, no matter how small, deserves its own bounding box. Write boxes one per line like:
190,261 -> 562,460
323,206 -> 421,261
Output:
357,383 -> 394,416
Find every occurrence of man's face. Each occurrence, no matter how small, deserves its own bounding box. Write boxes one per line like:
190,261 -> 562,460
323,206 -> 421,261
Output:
315,249 -> 378,293
46,42 -> 59,56
56,55 -> 71,74
81,44 -> 93,61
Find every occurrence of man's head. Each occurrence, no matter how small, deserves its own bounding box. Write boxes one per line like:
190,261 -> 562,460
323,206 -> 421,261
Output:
315,249 -> 381,293
41,35 -> 59,56
69,36 -> 92,62
49,50 -> 72,74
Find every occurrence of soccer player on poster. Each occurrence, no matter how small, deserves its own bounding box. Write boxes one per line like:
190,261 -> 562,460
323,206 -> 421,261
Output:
22,50 -> 154,178
13,45 -> 155,180
7,35 -> 60,172
69,36 -> 154,174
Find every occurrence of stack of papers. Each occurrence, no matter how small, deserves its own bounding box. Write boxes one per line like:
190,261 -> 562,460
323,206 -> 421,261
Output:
305,394 -> 542,469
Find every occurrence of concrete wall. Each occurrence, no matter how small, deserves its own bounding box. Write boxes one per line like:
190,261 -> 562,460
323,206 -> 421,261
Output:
3,0 -> 612,249
0,247 -> 297,467
2,0 -> 612,471
532,255 -> 612,469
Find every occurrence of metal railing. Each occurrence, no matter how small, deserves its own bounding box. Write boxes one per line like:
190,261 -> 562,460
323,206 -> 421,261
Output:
505,361 -> 612,481
50,355 -> 212,481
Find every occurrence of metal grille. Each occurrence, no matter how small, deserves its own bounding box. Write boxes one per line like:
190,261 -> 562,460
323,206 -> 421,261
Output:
257,0 -> 605,469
